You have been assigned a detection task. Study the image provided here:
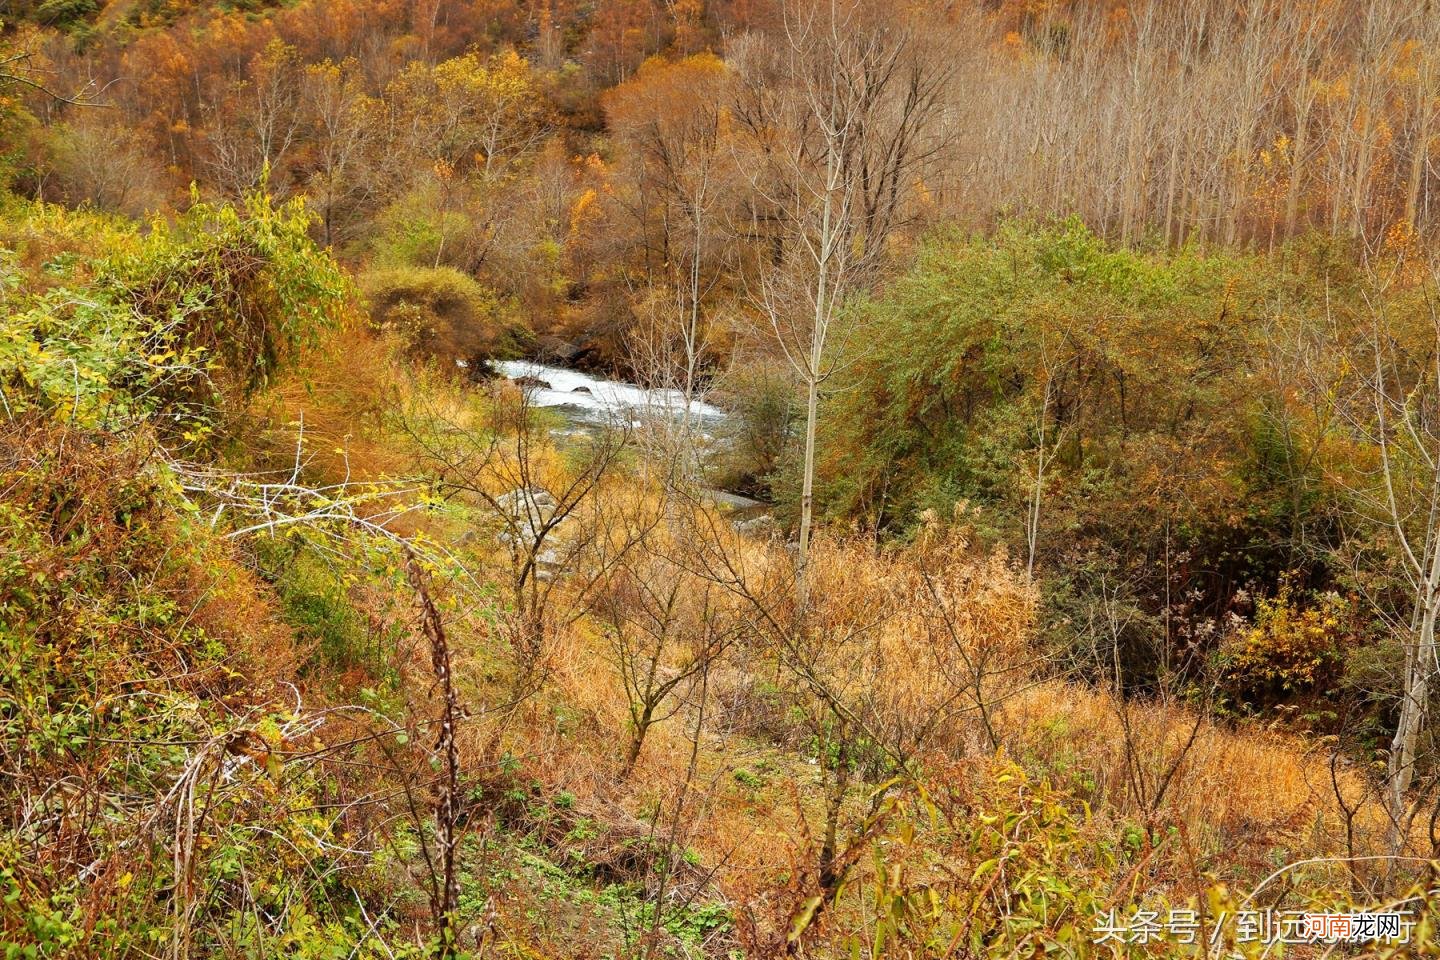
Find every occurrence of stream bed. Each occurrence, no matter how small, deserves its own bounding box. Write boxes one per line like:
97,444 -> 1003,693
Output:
493,359 -> 767,516
493,360 -> 727,425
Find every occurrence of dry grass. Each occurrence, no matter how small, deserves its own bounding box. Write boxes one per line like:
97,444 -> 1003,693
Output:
686,529 -> 1416,898
246,327 -> 418,482
227,326 -> 1431,950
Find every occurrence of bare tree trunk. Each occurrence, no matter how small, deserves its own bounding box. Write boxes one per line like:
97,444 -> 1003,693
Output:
743,0 -> 951,606
1367,279 -> 1440,850
1403,11 -> 1437,228
797,360 -> 820,607
1026,372 -> 1057,580
1389,578 -> 1436,843
794,172 -> 832,608
1286,94 -> 1313,239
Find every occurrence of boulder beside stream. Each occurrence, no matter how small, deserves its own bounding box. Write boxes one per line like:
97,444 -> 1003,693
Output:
511,375 -> 552,391
493,487 -> 566,579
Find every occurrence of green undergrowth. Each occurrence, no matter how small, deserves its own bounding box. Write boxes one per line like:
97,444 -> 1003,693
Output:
0,190 -> 414,958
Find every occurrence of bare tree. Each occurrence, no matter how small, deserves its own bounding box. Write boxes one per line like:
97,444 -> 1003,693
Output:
1399,2 -> 1440,230
1316,252 -> 1440,851
607,54 -> 738,486
1362,292 -> 1440,848
0,27 -> 108,106
204,41 -> 303,199
401,382 -> 650,694
736,0 -> 954,604
301,58 -> 380,247
1023,342 -> 1072,581
595,536 -> 740,776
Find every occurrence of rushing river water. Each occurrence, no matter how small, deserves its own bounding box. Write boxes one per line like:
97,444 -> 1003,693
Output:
494,360 -> 727,424
494,360 -> 767,515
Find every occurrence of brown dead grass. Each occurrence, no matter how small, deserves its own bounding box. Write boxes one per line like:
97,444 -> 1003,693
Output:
241,325 -> 1420,926
246,327 -> 416,482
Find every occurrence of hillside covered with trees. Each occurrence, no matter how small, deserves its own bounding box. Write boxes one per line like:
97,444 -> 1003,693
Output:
3,0 -> 1440,957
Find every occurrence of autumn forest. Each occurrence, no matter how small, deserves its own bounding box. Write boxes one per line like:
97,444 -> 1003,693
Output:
3,0 -> 1440,957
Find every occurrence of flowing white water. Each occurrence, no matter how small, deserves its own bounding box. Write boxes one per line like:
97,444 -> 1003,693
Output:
495,360 -> 768,515
494,360 -> 727,423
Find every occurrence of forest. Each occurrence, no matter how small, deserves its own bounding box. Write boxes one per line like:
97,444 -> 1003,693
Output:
2,0 -> 1440,956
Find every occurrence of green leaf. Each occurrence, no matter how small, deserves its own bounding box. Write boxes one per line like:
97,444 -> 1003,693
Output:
787,895 -> 824,945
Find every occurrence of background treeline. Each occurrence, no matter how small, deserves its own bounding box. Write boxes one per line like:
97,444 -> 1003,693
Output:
8,0 -> 1440,244
3,0 -> 1439,355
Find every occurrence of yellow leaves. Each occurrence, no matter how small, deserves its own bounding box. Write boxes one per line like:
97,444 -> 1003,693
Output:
569,187 -> 599,237
1382,218 -> 1430,286
304,59 -> 341,86
913,175 -> 934,208
602,52 -> 729,140
1324,74 -> 1351,104
579,152 -> 606,176
426,50 -> 538,112
388,50 -> 545,172
1223,586 -> 1348,695
625,50 -> 727,88
971,856 -> 1001,882
1384,217 -> 1418,255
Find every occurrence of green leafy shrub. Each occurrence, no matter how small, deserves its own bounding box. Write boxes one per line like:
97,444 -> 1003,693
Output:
819,219 -> 1262,532
362,264 -> 528,367
35,0 -> 97,26
0,192 -> 352,438
111,190 -> 355,411
0,423 -> 349,957
0,192 -> 398,955
812,219 -> 1350,694
713,356 -> 794,497
367,187 -> 472,269
264,544 -> 377,675
854,762 -> 1118,957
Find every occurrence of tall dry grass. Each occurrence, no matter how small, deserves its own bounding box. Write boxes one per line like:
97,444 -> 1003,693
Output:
235,327 -> 1430,943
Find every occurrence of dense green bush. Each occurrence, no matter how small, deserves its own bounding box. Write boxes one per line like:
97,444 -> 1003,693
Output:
258,540 -> 393,677
712,355 -> 795,497
0,190 -> 419,958
808,220 -> 1346,691
1,192 -> 352,440
0,422 -> 365,958
818,220 -> 1261,528
366,186 -> 477,270
34,0 -> 97,27
362,264 -> 529,368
